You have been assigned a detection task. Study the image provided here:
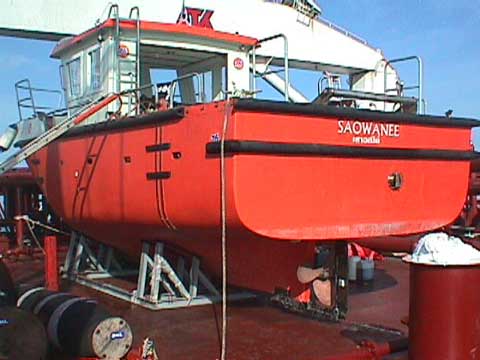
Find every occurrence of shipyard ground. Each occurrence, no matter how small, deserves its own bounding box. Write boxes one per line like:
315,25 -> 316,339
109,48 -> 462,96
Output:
7,255 -> 409,359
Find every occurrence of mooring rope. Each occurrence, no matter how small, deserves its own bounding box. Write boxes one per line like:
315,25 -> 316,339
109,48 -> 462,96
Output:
220,102 -> 231,360
23,219 -> 45,255
14,215 -> 70,254
14,215 -> 69,236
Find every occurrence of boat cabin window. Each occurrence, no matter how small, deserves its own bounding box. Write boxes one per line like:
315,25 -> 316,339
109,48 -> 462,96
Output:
88,47 -> 101,92
55,21 -> 252,123
140,45 -> 227,105
66,57 -> 81,98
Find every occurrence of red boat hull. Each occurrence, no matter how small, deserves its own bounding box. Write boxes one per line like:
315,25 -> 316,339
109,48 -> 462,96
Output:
27,100 -> 476,295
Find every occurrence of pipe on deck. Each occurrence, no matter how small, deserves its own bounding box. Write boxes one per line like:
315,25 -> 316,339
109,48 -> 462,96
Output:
355,235 -> 418,253
14,186 -> 23,248
321,338 -> 408,360
44,236 -> 59,291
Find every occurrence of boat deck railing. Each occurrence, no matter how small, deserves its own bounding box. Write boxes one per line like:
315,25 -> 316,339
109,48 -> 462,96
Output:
251,34 -> 290,102
120,72 -> 205,116
15,79 -> 64,121
383,56 -> 424,114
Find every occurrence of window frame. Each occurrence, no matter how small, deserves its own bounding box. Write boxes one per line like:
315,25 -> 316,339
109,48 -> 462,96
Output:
66,56 -> 82,99
87,46 -> 102,93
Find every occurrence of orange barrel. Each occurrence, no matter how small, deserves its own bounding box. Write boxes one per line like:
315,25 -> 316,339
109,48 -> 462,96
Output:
408,261 -> 480,359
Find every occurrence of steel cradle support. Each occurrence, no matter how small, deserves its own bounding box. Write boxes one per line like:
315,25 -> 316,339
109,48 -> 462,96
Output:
63,232 -> 253,310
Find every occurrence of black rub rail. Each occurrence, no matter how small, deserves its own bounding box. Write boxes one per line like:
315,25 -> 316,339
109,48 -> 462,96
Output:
206,140 -> 480,161
63,107 -> 185,139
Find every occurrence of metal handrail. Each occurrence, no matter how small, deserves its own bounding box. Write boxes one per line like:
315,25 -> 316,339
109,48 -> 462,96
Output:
121,72 -> 204,111
16,86 -> 63,99
106,4 -> 121,94
107,5 -> 142,114
251,34 -> 289,101
107,4 -> 119,19
0,93 -> 120,175
15,79 -> 35,120
129,6 -> 139,19
252,34 -> 290,102
129,6 -> 141,114
121,83 -> 157,116
15,79 -> 64,121
317,75 -> 341,95
265,0 -> 321,19
383,56 -> 423,114
317,77 -> 328,94
168,72 -> 203,107
256,34 -> 289,101
317,18 -> 369,46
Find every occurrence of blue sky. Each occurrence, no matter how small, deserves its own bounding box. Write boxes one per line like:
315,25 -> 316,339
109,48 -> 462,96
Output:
325,0 -> 480,121
0,0 -> 478,143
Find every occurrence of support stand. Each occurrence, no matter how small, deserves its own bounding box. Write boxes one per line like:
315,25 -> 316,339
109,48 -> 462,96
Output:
44,235 -> 59,291
63,232 -> 253,310
63,232 -> 136,280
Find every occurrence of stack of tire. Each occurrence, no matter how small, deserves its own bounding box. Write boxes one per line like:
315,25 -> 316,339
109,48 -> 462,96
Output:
0,260 -> 48,360
17,288 -> 133,359
0,259 -> 133,359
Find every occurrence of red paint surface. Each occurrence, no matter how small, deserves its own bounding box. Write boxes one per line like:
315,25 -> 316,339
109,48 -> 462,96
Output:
51,19 -> 257,58
322,338 -> 408,360
355,235 -> 419,253
44,236 -> 59,291
27,101 -> 473,294
73,94 -> 119,125
0,168 -> 36,186
408,263 -> 480,359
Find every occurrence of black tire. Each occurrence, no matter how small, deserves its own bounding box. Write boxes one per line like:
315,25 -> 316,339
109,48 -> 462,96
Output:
0,262 -> 16,307
0,307 -> 48,360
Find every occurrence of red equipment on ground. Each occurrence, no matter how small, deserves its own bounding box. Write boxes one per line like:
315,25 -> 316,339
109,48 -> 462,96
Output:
348,243 -> 384,261
0,168 -> 43,251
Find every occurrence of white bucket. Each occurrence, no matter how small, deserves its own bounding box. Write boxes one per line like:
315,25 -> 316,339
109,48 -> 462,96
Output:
358,259 -> 375,281
348,256 -> 361,281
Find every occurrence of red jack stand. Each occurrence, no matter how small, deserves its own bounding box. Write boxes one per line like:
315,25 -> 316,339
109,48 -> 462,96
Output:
44,235 -> 59,291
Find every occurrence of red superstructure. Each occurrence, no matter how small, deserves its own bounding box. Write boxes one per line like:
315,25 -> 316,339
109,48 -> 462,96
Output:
0,168 -> 45,251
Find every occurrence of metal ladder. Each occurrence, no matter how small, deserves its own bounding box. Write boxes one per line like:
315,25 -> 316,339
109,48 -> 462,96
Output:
109,5 -> 141,115
0,94 -> 119,175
